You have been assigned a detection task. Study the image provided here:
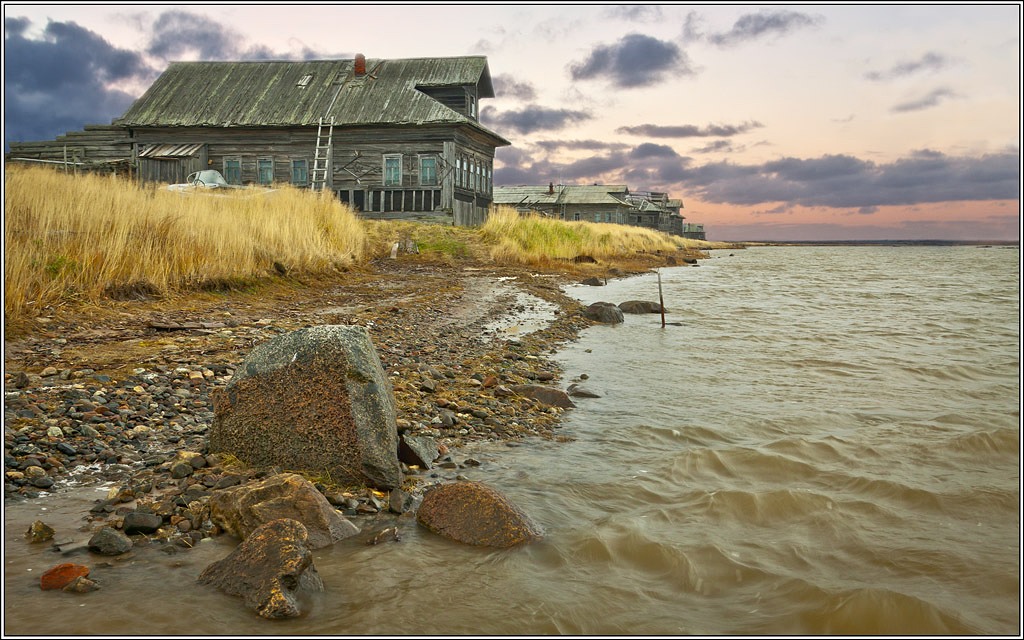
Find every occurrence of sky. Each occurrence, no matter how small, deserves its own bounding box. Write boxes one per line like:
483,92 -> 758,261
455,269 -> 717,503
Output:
2,2 -> 1021,242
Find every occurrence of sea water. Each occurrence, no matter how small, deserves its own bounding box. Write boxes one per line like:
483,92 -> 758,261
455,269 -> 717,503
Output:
3,244 -> 1019,635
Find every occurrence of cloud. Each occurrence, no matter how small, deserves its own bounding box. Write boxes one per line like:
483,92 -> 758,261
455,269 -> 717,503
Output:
569,34 -> 695,88
693,140 -> 736,154
630,143 -> 680,159
3,16 -> 157,147
534,139 -> 628,152
492,74 -> 537,101
679,150 -> 1020,208
890,87 -> 958,113
147,10 -> 278,61
617,121 -> 764,138
495,142 -> 691,190
603,6 -> 664,22
481,104 -> 592,134
699,10 -> 823,47
864,52 -> 951,81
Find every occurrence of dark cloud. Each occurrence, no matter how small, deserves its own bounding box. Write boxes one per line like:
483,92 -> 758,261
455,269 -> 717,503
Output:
890,87 -> 958,113
864,52 -> 951,81
495,143 -> 691,190
701,10 -> 823,47
481,104 -> 591,135
617,121 -> 763,138
534,139 -> 627,152
569,34 -> 694,88
492,74 -> 537,101
630,143 -> 679,159
679,150 -> 1020,208
693,140 -> 736,154
148,10 -> 279,61
3,17 -> 157,147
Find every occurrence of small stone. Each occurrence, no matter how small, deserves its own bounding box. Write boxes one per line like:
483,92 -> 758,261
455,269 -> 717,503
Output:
41,367 -> 58,377
62,576 -> 101,593
26,520 -> 55,543
88,526 -> 134,555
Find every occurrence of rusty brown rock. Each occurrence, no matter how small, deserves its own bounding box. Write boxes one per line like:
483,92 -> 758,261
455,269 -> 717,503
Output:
416,481 -> 543,548
209,473 -> 359,549
40,563 -> 90,590
197,518 -> 323,619
209,325 -> 401,489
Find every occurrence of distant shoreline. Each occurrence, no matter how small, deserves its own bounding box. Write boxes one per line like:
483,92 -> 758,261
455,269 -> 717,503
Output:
710,239 -> 1019,247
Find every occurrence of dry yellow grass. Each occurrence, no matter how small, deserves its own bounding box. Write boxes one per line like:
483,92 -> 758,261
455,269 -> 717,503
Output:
479,206 -> 693,266
4,164 -> 366,319
4,167 -> 724,321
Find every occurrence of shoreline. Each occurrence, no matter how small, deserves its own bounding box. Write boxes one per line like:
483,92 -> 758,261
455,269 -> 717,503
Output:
3,251 -> 699,551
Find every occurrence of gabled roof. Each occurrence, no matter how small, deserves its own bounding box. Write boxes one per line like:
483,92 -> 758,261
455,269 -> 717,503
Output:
115,56 -> 509,145
493,184 -> 629,207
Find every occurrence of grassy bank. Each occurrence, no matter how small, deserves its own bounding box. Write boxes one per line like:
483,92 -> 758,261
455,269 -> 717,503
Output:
4,165 -> 717,321
4,165 -> 366,318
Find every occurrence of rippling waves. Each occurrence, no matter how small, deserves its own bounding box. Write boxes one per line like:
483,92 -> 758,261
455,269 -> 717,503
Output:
3,245 -> 1018,636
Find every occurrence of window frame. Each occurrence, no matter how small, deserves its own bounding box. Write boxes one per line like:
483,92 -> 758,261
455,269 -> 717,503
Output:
383,154 -> 403,187
257,157 -> 274,185
291,158 -> 308,186
223,157 -> 242,185
418,155 -> 438,186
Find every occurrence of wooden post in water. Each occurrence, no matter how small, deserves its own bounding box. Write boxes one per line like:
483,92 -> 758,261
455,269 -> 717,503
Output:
657,269 -> 666,328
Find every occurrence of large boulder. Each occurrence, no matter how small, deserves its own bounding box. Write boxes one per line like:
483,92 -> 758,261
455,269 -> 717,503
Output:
582,302 -> 624,324
197,518 -> 323,619
209,473 -> 359,549
416,481 -> 543,548
618,300 -> 665,314
209,325 -> 402,489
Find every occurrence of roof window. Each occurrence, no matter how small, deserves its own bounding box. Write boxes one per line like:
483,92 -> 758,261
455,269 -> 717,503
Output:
296,74 -> 313,88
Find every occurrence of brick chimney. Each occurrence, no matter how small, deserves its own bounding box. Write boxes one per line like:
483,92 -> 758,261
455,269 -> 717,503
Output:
354,53 -> 366,77
548,181 -> 554,195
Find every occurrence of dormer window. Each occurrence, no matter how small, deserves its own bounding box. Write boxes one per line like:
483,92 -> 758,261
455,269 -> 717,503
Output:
296,74 -> 313,88
468,95 -> 477,118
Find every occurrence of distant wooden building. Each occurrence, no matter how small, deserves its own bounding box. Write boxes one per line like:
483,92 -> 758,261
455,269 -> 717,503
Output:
7,55 -> 511,226
493,183 -> 632,223
493,183 -> 706,239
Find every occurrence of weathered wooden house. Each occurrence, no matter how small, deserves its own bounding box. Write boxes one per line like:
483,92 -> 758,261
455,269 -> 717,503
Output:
117,55 -> 511,225
492,183 -> 632,223
7,55 -> 511,226
493,183 -> 705,239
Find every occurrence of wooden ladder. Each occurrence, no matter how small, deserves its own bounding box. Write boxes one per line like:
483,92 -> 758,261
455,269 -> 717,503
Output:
310,117 -> 334,191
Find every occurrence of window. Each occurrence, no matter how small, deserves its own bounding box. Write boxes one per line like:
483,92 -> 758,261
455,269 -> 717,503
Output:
296,74 -> 313,88
469,160 -> 476,191
468,95 -> 477,118
223,158 -> 241,185
419,156 -> 437,186
291,159 -> 308,186
461,156 -> 469,187
383,154 -> 402,186
257,158 -> 274,185
574,212 -> 581,221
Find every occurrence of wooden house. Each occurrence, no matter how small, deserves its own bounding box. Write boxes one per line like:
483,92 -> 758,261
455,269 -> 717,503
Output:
492,183 -> 633,223
493,183 -> 705,239
116,55 -> 511,225
7,55 -> 511,226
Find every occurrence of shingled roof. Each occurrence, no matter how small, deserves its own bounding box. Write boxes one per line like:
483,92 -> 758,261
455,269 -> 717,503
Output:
115,56 -> 509,144
493,184 -> 630,207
